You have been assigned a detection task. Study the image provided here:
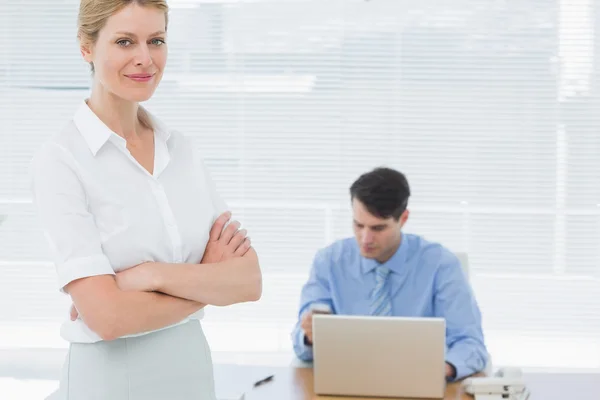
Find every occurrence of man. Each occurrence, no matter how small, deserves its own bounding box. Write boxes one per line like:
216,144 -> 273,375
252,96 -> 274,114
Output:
291,167 -> 488,381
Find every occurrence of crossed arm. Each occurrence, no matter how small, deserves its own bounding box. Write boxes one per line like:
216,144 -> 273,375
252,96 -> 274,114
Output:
66,212 -> 262,341
31,148 -> 261,342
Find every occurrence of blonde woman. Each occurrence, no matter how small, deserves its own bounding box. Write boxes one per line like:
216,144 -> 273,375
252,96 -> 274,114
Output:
30,1 -> 262,399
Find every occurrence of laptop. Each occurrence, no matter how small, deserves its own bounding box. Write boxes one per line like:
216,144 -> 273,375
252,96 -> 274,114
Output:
312,314 -> 446,399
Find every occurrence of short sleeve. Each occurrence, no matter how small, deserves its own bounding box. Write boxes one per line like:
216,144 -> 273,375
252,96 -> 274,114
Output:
30,145 -> 115,292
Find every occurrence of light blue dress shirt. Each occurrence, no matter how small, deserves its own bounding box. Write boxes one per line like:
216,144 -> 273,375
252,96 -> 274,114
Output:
291,233 -> 489,381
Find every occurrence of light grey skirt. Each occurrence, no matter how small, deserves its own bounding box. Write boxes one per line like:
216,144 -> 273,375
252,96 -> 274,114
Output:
49,320 -> 216,400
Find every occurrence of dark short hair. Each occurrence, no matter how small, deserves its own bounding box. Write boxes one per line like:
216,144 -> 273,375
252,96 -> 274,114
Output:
349,167 -> 411,220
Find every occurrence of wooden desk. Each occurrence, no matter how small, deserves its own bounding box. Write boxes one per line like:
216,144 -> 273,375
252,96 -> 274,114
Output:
214,364 -> 600,400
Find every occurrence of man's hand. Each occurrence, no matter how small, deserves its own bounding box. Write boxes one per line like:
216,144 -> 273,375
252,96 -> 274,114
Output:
301,304 -> 333,345
201,211 -> 251,264
445,362 -> 456,379
301,311 -> 315,345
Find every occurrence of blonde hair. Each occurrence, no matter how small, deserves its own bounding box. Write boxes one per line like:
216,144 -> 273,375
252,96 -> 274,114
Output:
78,0 -> 169,130
77,0 -> 169,72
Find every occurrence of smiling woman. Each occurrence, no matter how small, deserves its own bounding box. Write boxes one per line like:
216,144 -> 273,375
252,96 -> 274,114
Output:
78,0 -> 169,135
28,1 -> 262,400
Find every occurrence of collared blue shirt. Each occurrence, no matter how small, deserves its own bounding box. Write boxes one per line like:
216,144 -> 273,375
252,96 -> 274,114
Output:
291,233 -> 489,381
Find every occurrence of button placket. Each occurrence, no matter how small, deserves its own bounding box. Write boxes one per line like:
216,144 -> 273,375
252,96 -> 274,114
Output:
151,180 -> 183,263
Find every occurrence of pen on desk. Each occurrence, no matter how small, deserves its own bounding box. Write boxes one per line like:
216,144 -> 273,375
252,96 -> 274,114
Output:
253,375 -> 274,387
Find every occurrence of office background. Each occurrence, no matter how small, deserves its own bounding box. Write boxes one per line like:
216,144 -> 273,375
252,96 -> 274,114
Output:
1,0 -> 600,389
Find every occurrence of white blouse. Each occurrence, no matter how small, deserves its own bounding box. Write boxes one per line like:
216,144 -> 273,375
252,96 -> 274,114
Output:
30,101 -> 227,343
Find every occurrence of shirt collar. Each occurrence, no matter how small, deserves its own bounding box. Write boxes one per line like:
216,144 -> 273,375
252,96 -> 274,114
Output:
361,232 -> 409,275
73,100 -> 172,156
148,112 -> 171,143
73,100 -> 112,156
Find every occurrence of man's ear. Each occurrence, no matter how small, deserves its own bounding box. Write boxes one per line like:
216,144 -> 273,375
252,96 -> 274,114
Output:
399,209 -> 410,228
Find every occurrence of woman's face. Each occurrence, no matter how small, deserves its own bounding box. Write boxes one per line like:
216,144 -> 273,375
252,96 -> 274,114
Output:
81,3 -> 167,102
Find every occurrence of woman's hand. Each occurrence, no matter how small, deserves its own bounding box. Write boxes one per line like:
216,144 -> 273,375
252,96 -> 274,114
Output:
68,213 -> 252,320
69,262 -> 160,321
70,303 -> 79,321
115,262 -> 161,292
201,211 -> 252,264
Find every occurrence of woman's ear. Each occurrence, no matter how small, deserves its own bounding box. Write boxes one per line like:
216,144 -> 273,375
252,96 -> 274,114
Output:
79,41 -> 93,64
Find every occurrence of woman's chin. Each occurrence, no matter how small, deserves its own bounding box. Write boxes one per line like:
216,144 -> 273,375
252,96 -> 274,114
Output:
125,89 -> 157,103
116,83 -> 160,103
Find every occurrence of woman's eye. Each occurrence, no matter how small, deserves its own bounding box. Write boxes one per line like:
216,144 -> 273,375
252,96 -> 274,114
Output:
151,38 -> 165,46
117,39 -> 132,47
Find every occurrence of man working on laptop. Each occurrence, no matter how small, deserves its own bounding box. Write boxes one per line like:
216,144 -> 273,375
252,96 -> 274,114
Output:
292,167 -> 488,382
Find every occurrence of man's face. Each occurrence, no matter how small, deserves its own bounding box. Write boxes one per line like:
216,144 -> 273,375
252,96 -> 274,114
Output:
352,198 -> 408,263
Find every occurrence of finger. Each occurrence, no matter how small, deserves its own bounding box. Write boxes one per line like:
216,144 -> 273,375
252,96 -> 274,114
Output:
209,212 -> 231,242
305,320 -> 313,332
302,326 -> 312,339
301,312 -> 313,328
302,311 -> 313,322
219,220 -> 241,244
228,229 -> 247,252
233,237 -> 251,257
305,332 -> 312,343
70,305 -> 78,321
301,318 -> 309,329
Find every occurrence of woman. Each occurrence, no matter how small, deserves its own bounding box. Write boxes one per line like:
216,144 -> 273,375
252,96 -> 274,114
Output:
30,1 -> 262,399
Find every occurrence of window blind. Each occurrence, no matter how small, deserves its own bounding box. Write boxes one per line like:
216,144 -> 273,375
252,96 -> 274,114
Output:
1,0 -> 600,369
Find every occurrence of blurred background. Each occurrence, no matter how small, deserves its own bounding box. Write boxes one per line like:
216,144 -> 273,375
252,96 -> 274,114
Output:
1,0 -> 600,396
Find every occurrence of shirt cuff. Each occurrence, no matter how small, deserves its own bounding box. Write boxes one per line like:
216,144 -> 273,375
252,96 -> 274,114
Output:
445,351 -> 480,382
445,355 -> 464,381
56,254 -> 116,293
293,325 -> 314,362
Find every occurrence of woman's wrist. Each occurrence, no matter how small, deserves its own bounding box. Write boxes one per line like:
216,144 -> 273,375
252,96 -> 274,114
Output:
146,262 -> 166,292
